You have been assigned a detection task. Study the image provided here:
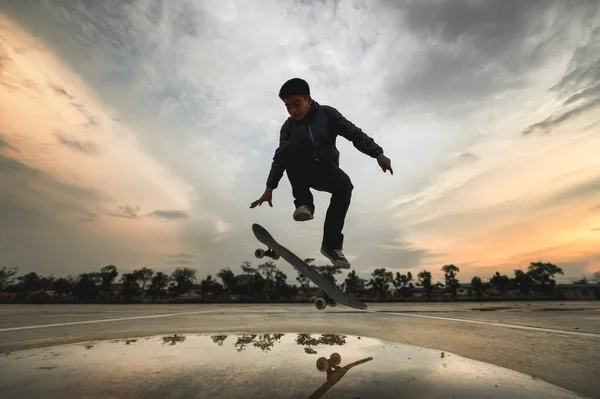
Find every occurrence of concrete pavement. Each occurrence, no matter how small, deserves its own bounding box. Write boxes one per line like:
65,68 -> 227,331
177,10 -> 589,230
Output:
0,302 -> 599,398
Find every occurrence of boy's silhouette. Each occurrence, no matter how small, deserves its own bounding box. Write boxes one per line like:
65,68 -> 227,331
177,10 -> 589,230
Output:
250,78 -> 392,268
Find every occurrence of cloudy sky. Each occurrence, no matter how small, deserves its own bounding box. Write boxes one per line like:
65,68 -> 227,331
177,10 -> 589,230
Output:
1,0 -> 599,284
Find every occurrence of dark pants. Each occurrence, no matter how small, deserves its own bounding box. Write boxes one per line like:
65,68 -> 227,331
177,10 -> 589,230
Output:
284,150 -> 353,250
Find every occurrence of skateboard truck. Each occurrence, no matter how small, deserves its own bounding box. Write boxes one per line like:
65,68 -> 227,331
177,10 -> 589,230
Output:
254,247 -> 280,260
314,292 -> 337,310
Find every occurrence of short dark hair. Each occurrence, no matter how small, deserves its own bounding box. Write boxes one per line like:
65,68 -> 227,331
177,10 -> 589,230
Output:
278,78 -> 310,100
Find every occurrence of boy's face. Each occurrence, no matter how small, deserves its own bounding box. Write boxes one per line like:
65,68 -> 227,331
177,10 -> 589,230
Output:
283,94 -> 311,121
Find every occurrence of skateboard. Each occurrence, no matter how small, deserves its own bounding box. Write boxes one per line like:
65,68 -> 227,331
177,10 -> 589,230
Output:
252,223 -> 368,311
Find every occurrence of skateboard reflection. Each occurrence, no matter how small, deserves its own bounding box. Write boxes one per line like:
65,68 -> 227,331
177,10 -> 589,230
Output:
307,352 -> 373,399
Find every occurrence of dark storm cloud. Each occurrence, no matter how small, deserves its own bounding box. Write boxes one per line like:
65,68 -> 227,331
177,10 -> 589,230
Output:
149,210 -> 190,221
54,131 -> 101,154
109,205 -> 141,220
380,0 -> 600,110
523,26 -> 600,135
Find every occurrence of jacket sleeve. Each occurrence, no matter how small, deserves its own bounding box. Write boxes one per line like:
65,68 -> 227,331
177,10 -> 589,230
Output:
266,120 -> 291,189
326,106 -> 384,158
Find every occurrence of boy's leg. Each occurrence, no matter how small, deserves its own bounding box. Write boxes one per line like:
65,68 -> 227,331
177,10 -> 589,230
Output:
284,154 -> 316,220
311,161 -> 353,268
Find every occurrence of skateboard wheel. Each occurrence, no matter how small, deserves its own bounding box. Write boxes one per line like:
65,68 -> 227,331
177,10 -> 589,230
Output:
316,357 -> 329,372
254,249 -> 265,258
272,252 -> 280,260
329,352 -> 341,366
314,297 -> 327,310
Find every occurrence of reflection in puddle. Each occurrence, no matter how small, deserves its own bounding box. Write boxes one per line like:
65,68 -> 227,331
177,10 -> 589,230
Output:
0,333 -> 583,399
209,333 -> 346,354
162,334 -> 186,346
310,352 -> 373,398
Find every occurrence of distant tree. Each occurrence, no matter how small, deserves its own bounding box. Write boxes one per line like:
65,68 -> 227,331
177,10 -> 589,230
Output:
573,277 -> 588,284
526,261 -> 563,295
296,258 -> 315,294
513,269 -> 533,295
489,272 -> 510,292
240,261 -> 257,299
241,261 -> 256,276
210,280 -> 225,299
258,260 -> 277,281
134,267 -> 154,293
200,275 -> 214,300
52,277 -> 74,297
72,272 -> 101,301
147,272 -> 170,299
442,264 -> 460,298
217,268 -> 237,295
392,272 -> 403,294
344,270 -> 360,295
368,268 -> 393,299
315,265 -> 342,286
100,265 -> 118,294
393,272 -> 414,297
16,272 -> 53,292
0,266 -> 17,290
200,275 -> 223,299
593,271 -> 600,283
171,267 -> 197,296
120,273 -> 140,299
273,269 -> 289,298
417,270 -> 433,300
471,276 -> 484,300
258,260 -> 277,299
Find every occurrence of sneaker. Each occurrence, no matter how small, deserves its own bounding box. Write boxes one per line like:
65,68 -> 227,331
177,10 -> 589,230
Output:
320,247 -> 351,269
293,205 -> 314,221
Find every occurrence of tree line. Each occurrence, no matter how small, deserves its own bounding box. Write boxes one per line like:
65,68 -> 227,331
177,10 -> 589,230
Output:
0,260 -> 597,303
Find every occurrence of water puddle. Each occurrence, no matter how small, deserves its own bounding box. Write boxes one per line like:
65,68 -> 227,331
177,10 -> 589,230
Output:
0,332 -> 585,398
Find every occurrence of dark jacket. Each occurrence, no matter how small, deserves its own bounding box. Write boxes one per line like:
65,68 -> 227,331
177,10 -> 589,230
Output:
266,100 -> 384,189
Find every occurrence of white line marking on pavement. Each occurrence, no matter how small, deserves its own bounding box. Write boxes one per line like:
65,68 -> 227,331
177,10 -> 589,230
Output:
377,311 -> 600,338
0,310 -> 221,332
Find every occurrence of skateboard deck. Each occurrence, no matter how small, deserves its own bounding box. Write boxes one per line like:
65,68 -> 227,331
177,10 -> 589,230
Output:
252,223 -> 367,310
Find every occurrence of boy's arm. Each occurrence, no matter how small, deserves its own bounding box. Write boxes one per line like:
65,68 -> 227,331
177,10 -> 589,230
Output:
326,106 -> 384,158
265,120 -> 291,189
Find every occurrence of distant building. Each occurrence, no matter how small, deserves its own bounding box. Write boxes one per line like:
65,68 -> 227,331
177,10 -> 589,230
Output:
555,284 -> 600,300
457,284 -> 473,297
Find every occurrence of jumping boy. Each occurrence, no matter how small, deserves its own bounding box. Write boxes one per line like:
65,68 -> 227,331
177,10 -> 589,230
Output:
250,78 -> 393,268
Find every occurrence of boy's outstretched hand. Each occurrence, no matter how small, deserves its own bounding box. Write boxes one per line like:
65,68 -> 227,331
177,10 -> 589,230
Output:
250,187 -> 273,208
377,153 -> 393,175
